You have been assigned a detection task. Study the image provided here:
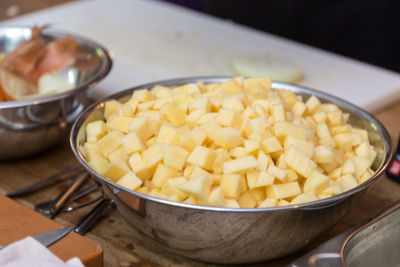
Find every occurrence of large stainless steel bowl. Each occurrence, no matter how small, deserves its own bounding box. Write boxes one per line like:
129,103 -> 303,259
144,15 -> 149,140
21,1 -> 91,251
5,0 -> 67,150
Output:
70,77 -> 392,264
0,26 -> 112,159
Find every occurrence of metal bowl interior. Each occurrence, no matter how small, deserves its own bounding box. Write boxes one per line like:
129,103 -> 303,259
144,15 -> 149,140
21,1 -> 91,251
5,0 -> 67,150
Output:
0,26 -> 112,159
71,77 -> 392,263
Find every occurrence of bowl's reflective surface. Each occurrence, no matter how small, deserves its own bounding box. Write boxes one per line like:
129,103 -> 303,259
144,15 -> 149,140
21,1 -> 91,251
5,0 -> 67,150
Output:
0,26 -> 112,159
71,77 -> 392,263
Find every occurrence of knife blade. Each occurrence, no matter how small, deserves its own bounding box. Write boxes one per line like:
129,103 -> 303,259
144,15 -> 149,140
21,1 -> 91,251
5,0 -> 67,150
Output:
0,227 -> 73,250
33,227 -> 73,247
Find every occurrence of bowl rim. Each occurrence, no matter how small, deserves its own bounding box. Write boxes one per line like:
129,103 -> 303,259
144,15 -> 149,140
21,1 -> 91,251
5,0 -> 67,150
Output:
70,76 -> 393,213
0,26 -> 113,108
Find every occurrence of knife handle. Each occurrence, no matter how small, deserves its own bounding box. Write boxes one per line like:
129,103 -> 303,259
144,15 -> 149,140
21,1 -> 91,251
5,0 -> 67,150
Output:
74,198 -> 114,235
48,172 -> 89,218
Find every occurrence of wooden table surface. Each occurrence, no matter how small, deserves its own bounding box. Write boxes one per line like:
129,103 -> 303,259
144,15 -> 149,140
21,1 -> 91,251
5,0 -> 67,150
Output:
1,1 -> 400,266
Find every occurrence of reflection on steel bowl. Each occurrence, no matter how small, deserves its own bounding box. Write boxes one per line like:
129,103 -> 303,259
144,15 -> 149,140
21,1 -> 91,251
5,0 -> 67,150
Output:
0,26 -> 112,159
70,77 -> 392,264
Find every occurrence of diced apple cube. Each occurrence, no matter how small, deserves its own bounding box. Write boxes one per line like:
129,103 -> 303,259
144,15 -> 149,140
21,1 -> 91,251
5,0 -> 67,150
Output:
250,187 -> 265,202
243,117 -> 269,137
185,109 -> 206,128
142,143 -> 163,171
224,198 -> 240,208
84,143 -> 103,161
304,170 -> 329,195
89,157 -> 109,174
86,120 -> 107,143
238,191 -> 257,208
181,127 -> 207,151
317,124 -> 336,148
98,130 -> 124,157
266,165 -> 287,182
261,137 -> 283,153
221,95 -> 244,112
305,95 -> 321,114
176,175 -> 212,202
211,149 -> 231,174
216,109 -> 242,130
255,171 -> 275,187
342,158 -> 356,174
118,102 -> 135,117
334,133 -> 353,152
353,157 -> 372,179
161,177 -> 188,201
313,145 -> 334,163
291,193 -> 318,204
189,166 -> 211,181
161,103 -> 186,127
213,127 -> 243,149
274,121 -> 308,140
285,145 -> 317,177
266,182 -> 301,199
152,164 -> 179,187
117,172 -> 143,190
132,89 -> 153,103
218,79 -> 242,94
337,173 -> 358,191
244,140 -> 260,155
223,156 -> 258,174
128,117 -> 152,142
257,150 -> 271,172
104,100 -> 122,119
229,146 -> 248,158
208,186 -> 224,206
186,146 -> 216,171
122,132 -> 145,154
128,153 -> 151,180
257,198 -> 277,208
359,168 -> 375,184
221,174 -> 242,198
161,144 -> 189,171
292,101 -> 306,117
102,161 -> 129,182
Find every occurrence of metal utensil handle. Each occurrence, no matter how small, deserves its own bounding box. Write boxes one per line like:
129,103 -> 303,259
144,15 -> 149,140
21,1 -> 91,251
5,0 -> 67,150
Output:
5,164 -> 82,198
74,198 -> 114,235
48,172 -> 90,218
64,196 -> 103,213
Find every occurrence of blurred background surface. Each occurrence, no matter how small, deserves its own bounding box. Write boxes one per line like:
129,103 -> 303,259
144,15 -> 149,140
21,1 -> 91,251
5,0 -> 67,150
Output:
1,0 -> 399,73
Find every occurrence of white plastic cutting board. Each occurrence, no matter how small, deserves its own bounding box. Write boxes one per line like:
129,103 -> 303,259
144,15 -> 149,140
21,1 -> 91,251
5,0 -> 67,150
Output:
1,0 -> 400,112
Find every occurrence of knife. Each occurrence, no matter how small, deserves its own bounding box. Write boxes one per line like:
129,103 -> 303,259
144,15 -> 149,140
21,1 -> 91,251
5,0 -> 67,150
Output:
0,227 -> 73,250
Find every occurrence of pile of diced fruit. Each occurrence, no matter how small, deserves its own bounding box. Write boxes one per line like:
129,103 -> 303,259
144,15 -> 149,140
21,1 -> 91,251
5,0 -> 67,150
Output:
83,77 -> 377,208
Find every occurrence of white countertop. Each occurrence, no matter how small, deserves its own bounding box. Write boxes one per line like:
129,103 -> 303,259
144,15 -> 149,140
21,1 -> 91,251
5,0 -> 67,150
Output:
2,0 -> 400,112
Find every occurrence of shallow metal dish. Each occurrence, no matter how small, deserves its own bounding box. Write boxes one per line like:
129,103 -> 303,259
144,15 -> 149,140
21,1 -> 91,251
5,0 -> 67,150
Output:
291,200 -> 400,267
0,26 -> 112,159
70,77 -> 392,264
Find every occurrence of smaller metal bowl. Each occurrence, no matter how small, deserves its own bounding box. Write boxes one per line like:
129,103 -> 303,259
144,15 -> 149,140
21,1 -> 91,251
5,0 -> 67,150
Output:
0,26 -> 112,159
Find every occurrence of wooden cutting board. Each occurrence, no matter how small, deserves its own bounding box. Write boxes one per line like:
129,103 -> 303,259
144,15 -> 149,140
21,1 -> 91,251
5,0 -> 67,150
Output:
0,194 -> 103,267
1,0 -> 399,112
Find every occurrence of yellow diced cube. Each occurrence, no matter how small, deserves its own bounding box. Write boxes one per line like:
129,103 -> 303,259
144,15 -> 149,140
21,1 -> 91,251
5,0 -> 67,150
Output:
117,172 -> 143,190
223,156 -> 258,174
104,100 -> 122,119
337,173 -> 358,191
132,89 -> 153,103
89,157 -> 109,174
274,121 -> 308,140
304,170 -> 330,195
266,165 -> 287,182
238,191 -> 257,208
255,171 -> 275,187
290,192 -> 318,205
208,186 -> 224,207
266,182 -> 301,199
161,177 -> 188,202
98,130 -> 124,157
305,95 -> 321,114
221,174 -> 242,198
257,198 -> 277,208
128,117 -> 152,142
86,120 -> 107,143
176,175 -> 213,202
102,161 -> 129,182
162,144 -> 189,171
213,127 -> 243,148
187,146 -> 216,171
285,145 -> 317,177
216,109 -> 242,130
122,132 -> 145,154
161,103 -> 187,127
152,163 -> 179,187
261,137 -> 283,153
313,145 -> 334,163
